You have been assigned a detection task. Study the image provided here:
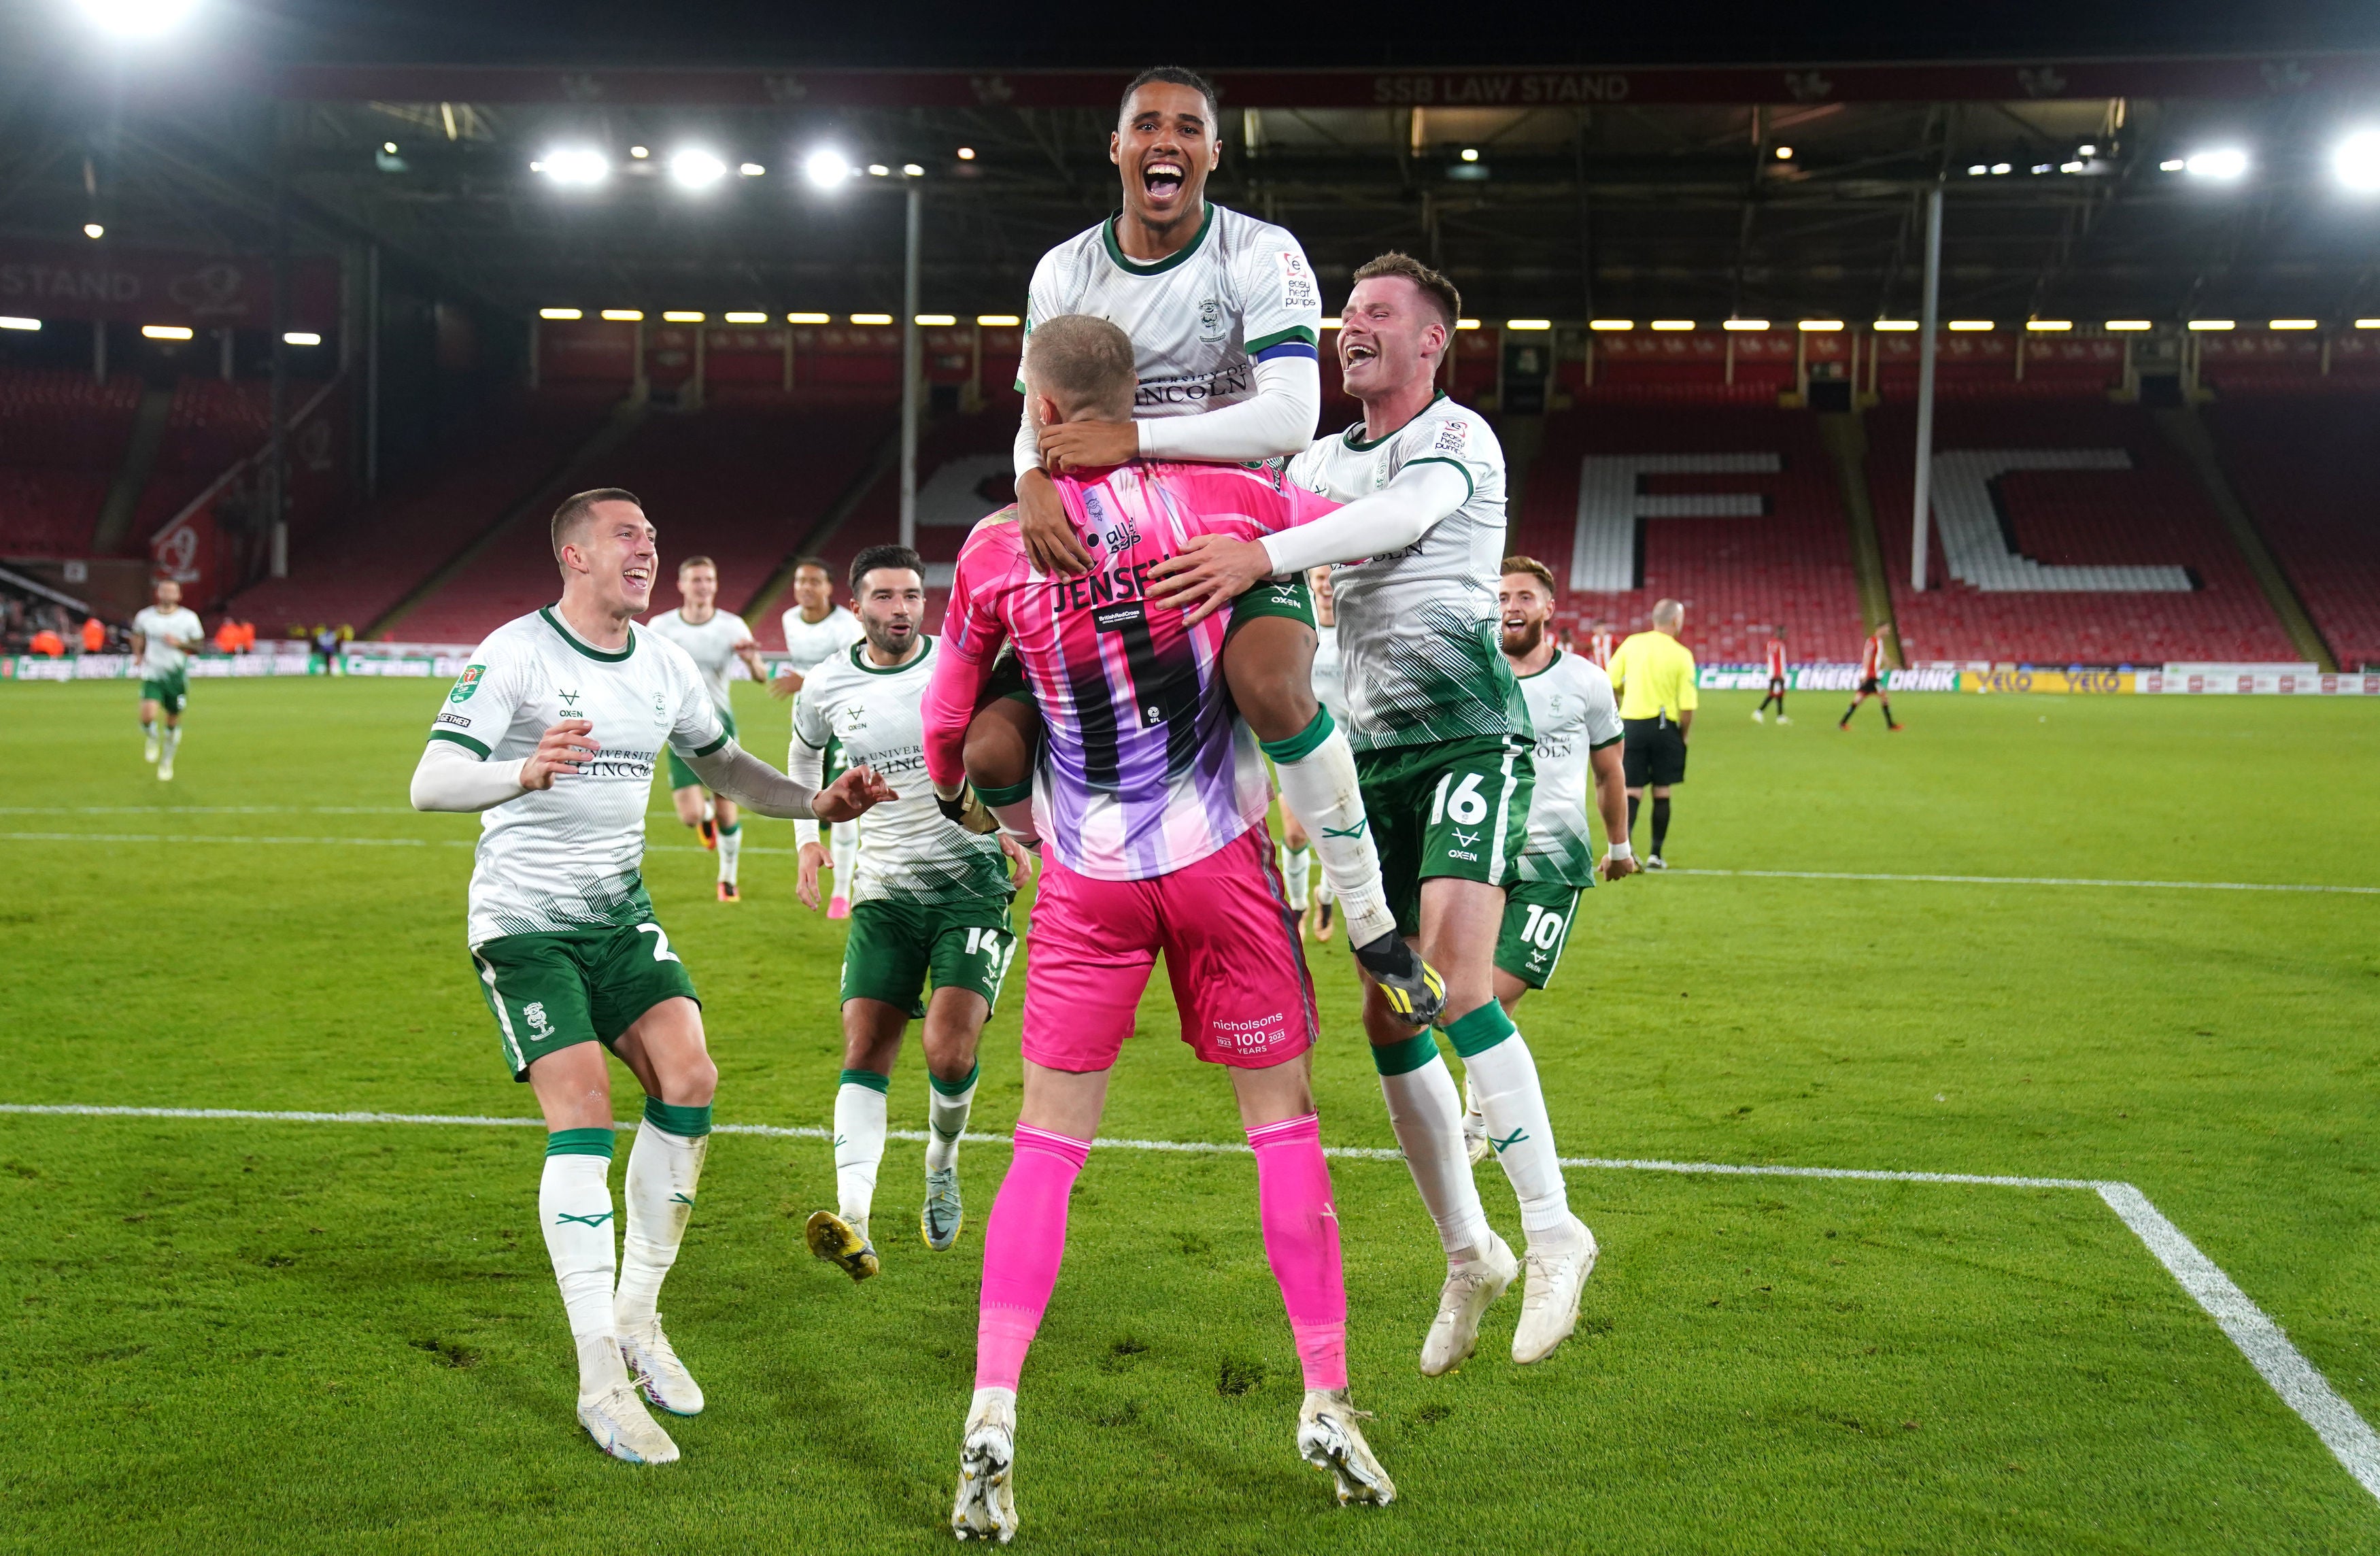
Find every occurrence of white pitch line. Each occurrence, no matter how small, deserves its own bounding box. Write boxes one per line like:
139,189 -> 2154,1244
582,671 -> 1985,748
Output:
4,1098 -> 2374,1502
1671,867 -> 2380,896
5,829 -> 2370,895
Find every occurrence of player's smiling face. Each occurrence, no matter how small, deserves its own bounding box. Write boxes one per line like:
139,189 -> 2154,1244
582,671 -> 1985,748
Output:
677,564 -> 717,615
1499,573 -> 1554,658
569,500 -> 658,615
1111,83 -> 1217,229
1339,277 -> 1446,398
854,566 -> 925,661
793,566 -> 833,615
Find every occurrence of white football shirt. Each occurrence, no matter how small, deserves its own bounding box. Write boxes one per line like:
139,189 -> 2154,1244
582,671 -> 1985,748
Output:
1514,650 -> 1625,887
779,605 -> 863,675
1021,203 -> 1321,418
644,606 -> 752,712
131,607 -> 205,676
430,607 -> 725,945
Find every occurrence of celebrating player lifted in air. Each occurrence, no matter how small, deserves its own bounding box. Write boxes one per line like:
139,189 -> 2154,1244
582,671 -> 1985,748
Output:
1149,254 -> 1601,1379
770,557 -> 868,916
930,316 -> 1438,1540
644,556 -> 766,899
791,545 -> 1029,1279
999,63 -> 1445,1028
410,488 -> 889,1467
131,578 -> 204,781
1461,557 -> 1634,1160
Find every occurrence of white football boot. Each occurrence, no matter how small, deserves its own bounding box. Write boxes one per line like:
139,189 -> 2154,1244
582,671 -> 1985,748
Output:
619,1315 -> 704,1416
1297,1390 -> 1396,1506
1512,1216 -> 1599,1364
1419,1231 -> 1518,1376
577,1379 -> 681,1464
951,1388 -> 1019,1543
143,733 -> 159,763
156,755 -> 174,782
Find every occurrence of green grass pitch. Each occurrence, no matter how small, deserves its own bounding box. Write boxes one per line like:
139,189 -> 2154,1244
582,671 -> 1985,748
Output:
3,676 -> 2377,1553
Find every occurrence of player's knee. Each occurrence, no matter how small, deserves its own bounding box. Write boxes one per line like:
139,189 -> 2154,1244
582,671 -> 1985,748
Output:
963,700 -> 1038,791
666,1052 -> 719,1108
1223,622 -> 1318,745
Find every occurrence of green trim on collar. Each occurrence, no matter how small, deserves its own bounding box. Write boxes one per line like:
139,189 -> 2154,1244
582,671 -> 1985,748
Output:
427,729 -> 491,758
1245,324 -> 1319,354
1401,454 -> 1476,502
1342,391 -> 1450,452
850,637 -> 931,677
540,606 -> 635,663
1516,649 -> 1565,681
1100,204 -> 1214,275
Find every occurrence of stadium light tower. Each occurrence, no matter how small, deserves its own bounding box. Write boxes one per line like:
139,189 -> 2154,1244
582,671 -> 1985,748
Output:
2183,148 -> 2249,180
805,150 -> 853,188
670,149 -> 727,188
539,148 -> 610,187
76,0 -> 198,36
2335,131 -> 2380,191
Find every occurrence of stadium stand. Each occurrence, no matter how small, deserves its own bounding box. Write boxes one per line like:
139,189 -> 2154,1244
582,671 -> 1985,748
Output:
226,388 -> 617,637
1867,397 -> 2298,664
2205,390 -> 2380,670
1507,404 -> 1871,662
0,369 -> 143,559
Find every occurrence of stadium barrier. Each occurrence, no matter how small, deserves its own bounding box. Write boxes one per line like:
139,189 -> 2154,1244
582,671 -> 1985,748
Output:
3,652 -> 321,681
1692,663 -> 2380,695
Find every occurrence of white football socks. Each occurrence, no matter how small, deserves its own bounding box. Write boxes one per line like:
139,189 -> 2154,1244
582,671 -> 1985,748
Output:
927,1064 -> 978,1173
834,1070 -> 889,1235
830,821 -> 860,896
716,822 -> 742,885
1278,842 -> 1312,911
615,1106 -> 711,1330
1374,1043 -> 1491,1263
1450,1007 -> 1574,1242
1264,714 -> 1396,948
539,1138 -> 625,1395
158,726 -> 181,763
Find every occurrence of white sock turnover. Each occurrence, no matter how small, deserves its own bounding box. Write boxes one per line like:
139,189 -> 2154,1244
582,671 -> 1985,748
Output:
615,1115 -> 710,1330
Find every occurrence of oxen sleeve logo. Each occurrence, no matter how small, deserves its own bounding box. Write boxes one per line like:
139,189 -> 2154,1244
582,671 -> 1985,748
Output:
448,664 -> 485,703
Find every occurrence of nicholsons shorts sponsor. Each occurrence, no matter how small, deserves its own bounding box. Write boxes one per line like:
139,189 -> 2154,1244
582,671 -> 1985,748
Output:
469,921 -> 698,1080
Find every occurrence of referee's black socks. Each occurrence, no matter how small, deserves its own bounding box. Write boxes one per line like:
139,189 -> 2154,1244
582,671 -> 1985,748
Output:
1651,797 -> 1671,858
1627,794 -> 1640,841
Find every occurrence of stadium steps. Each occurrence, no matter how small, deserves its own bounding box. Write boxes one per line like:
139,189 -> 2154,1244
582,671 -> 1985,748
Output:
736,414 -> 911,626
1817,412 -> 1904,666
2150,407 -> 2336,671
368,389 -> 650,640
90,386 -> 176,556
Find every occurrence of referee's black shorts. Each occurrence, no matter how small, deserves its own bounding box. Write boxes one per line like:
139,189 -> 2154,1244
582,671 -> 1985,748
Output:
1622,716 -> 1688,787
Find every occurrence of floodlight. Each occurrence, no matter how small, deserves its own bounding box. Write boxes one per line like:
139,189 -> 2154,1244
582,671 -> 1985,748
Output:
541,148 -> 609,186
1588,320 -> 1634,331
2059,162 -> 2084,173
382,141 -> 397,154
2183,149 -> 2247,179
1455,318 -> 1480,330
1506,319 -> 1552,331
83,223 -> 103,239
630,146 -> 649,159
1319,318 -> 1342,329
662,311 -> 705,323
2025,320 -> 2072,331
786,313 -> 831,324
739,163 -> 766,177
2359,320 -> 2380,330
2268,319 -> 2317,331
723,311 -> 768,324
867,164 -> 890,177
670,150 -> 727,188
141,324 -> 193,340
2187,319 -> 2235,331
601,309 -> 644,322
2334,131 -> 2380,191
957,147 -> 977,160
805,150 -> 851,188
1650,320 -> 1695,331
1722,318 -> 1770,331
902,163 -> 925,177
2078,144 -> 2097,156
283,332 -> 321,346
976,314 -> 1021,326
915,314 -> 957,326
77,0 -> 197,37
2031,163 -> 2053,174
2160,159 -> 2186,171
0,318 -> 39,331
1967,165 -> 1988,176
1991,163 -> 2011,175
539,308 -> 582,320
1872,320 -> 1918,331
2105,320 -> 2153,331
1460,148 -> 1480,163
1797,319 -> 1844,332
849,313 -> 893,325
1946,320 -> 1994,331
1774,146 -> 1793,160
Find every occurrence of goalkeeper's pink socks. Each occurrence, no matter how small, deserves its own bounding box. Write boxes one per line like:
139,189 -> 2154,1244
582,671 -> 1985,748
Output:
971,1114 -> 1350,1396
1248,1111 -> 1350,1391
975,1123 -> 1091,1391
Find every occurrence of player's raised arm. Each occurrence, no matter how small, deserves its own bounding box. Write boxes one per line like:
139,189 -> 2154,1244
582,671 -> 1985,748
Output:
919,522 -> 1010,800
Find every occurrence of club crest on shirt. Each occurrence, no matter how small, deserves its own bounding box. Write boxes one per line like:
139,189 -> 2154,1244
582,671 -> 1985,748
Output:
1197,298 -> 1225,343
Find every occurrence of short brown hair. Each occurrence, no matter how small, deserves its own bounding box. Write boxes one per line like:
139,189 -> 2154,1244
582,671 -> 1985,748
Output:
1024,314 -> 1137,420
1500,555 -> 1557,595
1352,252 -> 1461,333
551,487 -> 641,561
678,555 -> 715,573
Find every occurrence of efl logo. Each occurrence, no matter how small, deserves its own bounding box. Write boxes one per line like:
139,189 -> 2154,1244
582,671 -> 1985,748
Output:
449,664 -> 485,704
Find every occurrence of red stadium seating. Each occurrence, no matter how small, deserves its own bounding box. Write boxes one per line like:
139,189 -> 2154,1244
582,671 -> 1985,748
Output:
1867,398 -> 2297,664
2205,391 -> 2380,670
1508,405 -> 1871,662
0,369 -> 142,558
226,389 -> 616,637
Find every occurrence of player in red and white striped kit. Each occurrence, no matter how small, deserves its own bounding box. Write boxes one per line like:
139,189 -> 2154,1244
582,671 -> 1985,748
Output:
1838,626 -> 1903,731
1586,620 -> 1616,671
1753,629 -> 1790,724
